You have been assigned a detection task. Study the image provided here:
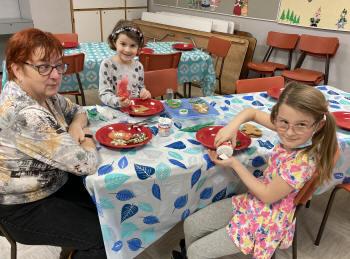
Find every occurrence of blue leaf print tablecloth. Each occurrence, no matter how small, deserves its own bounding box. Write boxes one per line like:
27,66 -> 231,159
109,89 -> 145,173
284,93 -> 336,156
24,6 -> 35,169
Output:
85,85 -> 350,259
60,42 -> 216,96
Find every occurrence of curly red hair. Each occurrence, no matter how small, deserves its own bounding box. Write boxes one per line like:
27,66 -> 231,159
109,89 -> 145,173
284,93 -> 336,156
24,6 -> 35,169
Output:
5,28 -> 63,80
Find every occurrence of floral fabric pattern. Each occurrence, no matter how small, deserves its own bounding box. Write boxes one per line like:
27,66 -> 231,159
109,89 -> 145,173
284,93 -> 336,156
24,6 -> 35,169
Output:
227,144 -> 316,259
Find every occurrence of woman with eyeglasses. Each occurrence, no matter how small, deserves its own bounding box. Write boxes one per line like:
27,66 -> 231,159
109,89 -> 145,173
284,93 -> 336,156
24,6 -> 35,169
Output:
0,28 -> 106,259
177,82 -> 338,259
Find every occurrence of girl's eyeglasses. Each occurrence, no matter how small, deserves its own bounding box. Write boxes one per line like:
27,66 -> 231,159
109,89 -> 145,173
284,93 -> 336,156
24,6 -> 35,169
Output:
274,118 -> 317,134
23,62 -> 68,76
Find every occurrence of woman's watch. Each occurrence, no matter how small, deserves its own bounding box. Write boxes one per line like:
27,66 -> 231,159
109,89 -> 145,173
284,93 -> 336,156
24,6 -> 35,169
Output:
84,134 -> 94,139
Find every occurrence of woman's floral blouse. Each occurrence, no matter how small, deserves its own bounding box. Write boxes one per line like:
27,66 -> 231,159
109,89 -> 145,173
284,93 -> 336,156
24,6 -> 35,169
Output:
0,81 -> 99,205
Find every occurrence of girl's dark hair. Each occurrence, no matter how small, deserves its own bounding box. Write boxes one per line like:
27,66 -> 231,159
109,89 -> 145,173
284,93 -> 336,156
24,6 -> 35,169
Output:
107,20 -> 144,50
270,81 -> 338,185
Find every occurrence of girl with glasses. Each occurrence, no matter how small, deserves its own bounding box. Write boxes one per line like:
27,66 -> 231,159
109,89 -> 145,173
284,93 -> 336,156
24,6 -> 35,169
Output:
0,28 -> 106,259
179,82 -> 338,259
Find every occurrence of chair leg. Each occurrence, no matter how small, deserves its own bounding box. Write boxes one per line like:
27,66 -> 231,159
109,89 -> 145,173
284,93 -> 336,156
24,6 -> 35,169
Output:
11,242 -> 17,259
183,83 -> 187,98
188,82 -> 192,98
76,73 -> 86,106
314,187 -> 340,246
306,200 -> 311,208
218,79 -> 222,94
75,95 -> 79,105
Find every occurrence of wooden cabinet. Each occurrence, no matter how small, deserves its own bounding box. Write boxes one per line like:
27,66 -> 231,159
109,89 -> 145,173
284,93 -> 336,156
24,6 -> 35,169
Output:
71,0 -> 148,42
133,20 -> 256,94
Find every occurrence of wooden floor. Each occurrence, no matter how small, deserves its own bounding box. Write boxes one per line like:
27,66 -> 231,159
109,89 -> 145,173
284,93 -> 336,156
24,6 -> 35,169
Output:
1,88 -> 349,259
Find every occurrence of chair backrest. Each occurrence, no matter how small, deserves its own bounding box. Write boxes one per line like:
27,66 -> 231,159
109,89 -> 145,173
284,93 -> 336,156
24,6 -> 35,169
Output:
267,31 -> 299,50
207,36 -> 231,58
298,34 -> 339,56
235,76 -> 285,94
139,52 -> 182,72
53,33 -> 78,44
63,53 -> 85,75
144,68 -> 178,98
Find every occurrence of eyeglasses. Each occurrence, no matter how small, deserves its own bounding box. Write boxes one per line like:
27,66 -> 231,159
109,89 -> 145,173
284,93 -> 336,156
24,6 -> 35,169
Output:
23,62 -> 68,76
274,117 -> 317,134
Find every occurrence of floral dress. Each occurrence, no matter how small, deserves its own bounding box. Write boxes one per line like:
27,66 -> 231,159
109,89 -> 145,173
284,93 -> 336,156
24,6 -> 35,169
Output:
226,144 -> 316,259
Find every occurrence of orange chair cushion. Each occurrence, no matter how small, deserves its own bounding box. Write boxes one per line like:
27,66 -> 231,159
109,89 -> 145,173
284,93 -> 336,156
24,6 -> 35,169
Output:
248,62 -> 287,73
282,68 -> 324,84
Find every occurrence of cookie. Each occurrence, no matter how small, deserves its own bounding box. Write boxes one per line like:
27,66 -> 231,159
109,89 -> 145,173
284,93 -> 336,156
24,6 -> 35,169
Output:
241,123 -> 262,138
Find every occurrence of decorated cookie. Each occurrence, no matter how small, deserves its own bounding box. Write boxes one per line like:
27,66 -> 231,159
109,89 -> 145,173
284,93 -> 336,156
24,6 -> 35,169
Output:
241,123 -> 262,138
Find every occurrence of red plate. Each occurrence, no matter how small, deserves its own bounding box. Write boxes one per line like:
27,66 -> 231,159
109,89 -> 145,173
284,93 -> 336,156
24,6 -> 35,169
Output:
332,111 -> 350,130
196,126 -> 251,150
62,41 -> 79,48
95,123 -> 152,149
140,47 -> 154,54
121,98 -> 164,117
267,86 -> 284,99
172,43 -> 194,51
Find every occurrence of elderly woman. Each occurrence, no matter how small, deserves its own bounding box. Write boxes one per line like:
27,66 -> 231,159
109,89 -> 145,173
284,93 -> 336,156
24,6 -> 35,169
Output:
0,28 -> 106,259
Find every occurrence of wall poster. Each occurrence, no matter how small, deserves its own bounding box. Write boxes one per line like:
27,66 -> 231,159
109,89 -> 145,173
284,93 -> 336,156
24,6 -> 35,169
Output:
278,0 -> 349,31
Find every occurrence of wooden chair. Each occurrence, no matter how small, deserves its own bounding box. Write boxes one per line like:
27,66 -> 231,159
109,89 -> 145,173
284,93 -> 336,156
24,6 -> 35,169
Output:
59,53 -> 86,106
185,36 -> 231,97
53,33 -> 78,45
272,170 -> 320,259
144,68 -> 178,99
235,76 -> 285,94
282,34 -> 339,85
0,222 -> 17,259
247,31 -> 299,77
314,183 -> 350,246
139,52 -> 182,72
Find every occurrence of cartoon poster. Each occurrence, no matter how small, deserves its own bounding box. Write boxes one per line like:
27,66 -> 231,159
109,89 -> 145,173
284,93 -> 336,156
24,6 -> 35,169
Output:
278,0 -> 349,31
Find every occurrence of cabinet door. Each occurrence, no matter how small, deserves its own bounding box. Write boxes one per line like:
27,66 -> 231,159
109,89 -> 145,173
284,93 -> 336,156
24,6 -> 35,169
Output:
101,9 -> 125,42
74,11 -> 101,42
73,0 -> 124,9
126,0 -> 148,7
126,8 -> 148,20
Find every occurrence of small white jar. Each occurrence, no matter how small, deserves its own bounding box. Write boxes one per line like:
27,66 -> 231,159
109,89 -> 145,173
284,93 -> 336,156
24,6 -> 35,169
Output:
158,117 -> 172,137
216,141 -> 233,159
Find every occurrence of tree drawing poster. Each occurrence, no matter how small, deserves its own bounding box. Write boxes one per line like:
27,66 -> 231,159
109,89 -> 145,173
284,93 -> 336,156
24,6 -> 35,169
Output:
278,0 -> 349,31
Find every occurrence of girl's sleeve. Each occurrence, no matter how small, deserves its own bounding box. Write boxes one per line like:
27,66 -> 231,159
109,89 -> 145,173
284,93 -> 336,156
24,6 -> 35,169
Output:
99,59 -> 121,108
13,108 -> 99,176
278,153 -> 315,190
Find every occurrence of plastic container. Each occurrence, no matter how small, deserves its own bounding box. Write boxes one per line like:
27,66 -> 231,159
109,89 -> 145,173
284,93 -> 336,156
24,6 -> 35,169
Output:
166,88 -> 174,100
216,141 -> 233,159
158,117 -> 172,137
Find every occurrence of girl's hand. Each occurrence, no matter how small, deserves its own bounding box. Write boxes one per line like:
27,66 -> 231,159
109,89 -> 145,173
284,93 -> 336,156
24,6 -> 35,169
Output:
207,149 -> 241,169
120,97 -> 131,107
214,126 -> 238,149
68,121 -> 85,143
140,88 -> 151,99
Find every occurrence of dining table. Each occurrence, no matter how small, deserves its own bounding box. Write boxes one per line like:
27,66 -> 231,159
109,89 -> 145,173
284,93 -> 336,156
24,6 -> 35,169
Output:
85,85 -> 350,259
61,41 -> 216,96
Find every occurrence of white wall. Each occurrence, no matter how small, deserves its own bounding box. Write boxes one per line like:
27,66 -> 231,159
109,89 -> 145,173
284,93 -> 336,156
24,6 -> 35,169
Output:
150,4 -> 350,92
29,0 -> 72,33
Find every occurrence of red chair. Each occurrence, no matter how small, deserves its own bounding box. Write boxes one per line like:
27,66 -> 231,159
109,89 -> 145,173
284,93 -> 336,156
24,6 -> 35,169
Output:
144,68 -> 178,98
271,170 -> 320,259
282,34 -> 339,85
235,76 -> 285,94
139,52 -> 182,72
185,36 -> 231,97
314,183 -> 350,246
59,53 -> 86,105
53,33 -> 79,48
247,31 -> 299,77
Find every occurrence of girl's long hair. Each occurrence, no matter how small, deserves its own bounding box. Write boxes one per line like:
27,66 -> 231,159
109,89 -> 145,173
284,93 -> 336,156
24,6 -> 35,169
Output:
270,82 -> 338,185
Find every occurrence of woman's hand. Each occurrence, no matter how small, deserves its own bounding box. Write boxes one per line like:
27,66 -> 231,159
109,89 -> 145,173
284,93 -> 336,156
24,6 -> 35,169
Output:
68,121 -> 85,143
214,126 -> 238,149
140,88 -> 151,99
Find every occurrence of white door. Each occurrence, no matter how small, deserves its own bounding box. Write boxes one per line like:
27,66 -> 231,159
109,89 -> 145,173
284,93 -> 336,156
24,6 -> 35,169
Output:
126,8 -> 148,20
125,0 -> 148,7
74,10 -> 101,42
72,0 -> 124,9
101,9 -> 125,42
